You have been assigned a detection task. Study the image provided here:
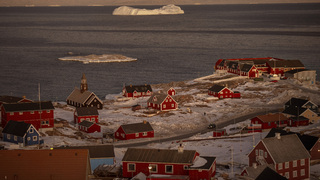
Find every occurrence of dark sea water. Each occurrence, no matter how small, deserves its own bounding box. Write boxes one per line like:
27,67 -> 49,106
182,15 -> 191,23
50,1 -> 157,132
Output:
0,4 -> 320,101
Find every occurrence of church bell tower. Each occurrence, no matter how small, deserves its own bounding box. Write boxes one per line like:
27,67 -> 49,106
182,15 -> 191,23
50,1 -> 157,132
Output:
80,73 -> 88,93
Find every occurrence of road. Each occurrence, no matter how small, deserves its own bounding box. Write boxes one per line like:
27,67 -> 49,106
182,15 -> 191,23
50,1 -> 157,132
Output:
114,108 -> 280,148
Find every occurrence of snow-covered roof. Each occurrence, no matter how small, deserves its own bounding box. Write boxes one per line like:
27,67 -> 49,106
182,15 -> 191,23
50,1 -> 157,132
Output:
120,121 -> 153,134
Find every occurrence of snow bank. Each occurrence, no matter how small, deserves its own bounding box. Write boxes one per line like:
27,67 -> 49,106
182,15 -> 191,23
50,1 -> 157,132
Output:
58,54 -> 137,64
112,4 -> 184,15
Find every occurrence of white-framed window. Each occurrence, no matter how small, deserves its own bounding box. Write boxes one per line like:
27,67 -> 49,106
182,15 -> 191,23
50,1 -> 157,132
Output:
293,170 -> 297,178
183,165 -> 188,170
135,133 -> 139,137
285,162 -> 289,169
165,165 -> 173,173
128,163 -> 136,172
171,104 -> 174,108
293,160 -> 297,167
31,111 -> 34,114
143,132 -> 147,136
46,110 -> 50,113
7,134 -> 10,139
166,99 -> 168,102
27,137 -> 31,141
264,152 -> 267,158
86,118 -> 90,121
91,118 -> 95,122
149,164 -> 157,173
285,172 -> 289,179
80,118 -> 85,122
116,132 -> 119,137
278,163 -> 283,170
29,128 -> 34,133
163,104 -> 166,109
121,133 -> 125,138
259,150 -> 263,156
255,149 -> 258,155
10,112 -> 14,115
301,169 -> 305,176
14,136 -> 17,141
19,112 -> 23,115
301,159 -> 305,166
33,136 -> 37,141
169,99 -> 172,102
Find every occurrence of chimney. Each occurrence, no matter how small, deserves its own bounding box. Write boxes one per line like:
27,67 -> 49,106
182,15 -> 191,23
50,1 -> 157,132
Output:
178,143 -> 184,153
275,133 -> 281,139
253,163 -> 257,169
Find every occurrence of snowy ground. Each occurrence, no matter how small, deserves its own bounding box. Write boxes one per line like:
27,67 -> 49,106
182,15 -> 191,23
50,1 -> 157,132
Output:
1,73 -> 320,179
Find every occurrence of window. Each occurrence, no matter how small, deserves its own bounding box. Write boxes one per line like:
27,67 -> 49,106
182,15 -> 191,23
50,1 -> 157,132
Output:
91,118 -> 95,122
29,128 -> 34,133
259,150 -> 263,156
264,152 -> 267,158
19,112 -> 23,115
293,160 -> 297,167
183,165 -> 188,170
301,169 -> 305,176
14,136 -> 17,141
293,170 -> 297,178
80,118 -> 84,122
33,136 -> 37,141
301,159 -> 305,166
10,112 -> 14,115
285,162 -> 289,169
278,163 -> 283,170
255,149 -> 258,156
163,104 -> 166,109
47,110 -> 50,113
171,104 -> 175,108
285,172 -> 289,179
143,132 -> 147,136
27,137 -> 31,141
7,134 -> 10,139
128,163 -> 135,172
86,118 -> 90,121
135,133 -> 139,137
31,111 -> 34,114
149,164 -> 157,173
116,132 -> 119,137
169,99 -> 172,102
165,165 -> 173,173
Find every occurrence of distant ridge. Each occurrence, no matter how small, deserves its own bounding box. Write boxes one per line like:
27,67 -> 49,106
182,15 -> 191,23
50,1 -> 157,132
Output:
1,0 -> 319,7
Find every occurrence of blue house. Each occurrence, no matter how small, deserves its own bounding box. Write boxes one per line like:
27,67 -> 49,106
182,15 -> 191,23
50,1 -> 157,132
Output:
56,145 -> 115,171
2,120 -> 43,146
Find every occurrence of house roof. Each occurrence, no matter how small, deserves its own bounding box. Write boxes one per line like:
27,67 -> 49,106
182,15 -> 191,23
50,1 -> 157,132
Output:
265,128 -> 319,151
55,145 -> 115,158
120,121 -> 154,134
262,134 -> 310,163
285,97 -> 309,107
0,95 -> 32,104
285,69 -> 316,74
189,156 -> 216,170
282,106 -> 308,116
122,148 -> 197,164
267,60 -> 304,68
78,120 -> 95,128
0,149 -> 91,179
208,84 -> 227,93
147,93 -> 170,105
76,107 -> 99,116
256,166 -> 288,180
255,113 -> 288,123
228,61 -> 238,70
241,64 -> 254,72
2,120 -> 32,137
242,164 -> 275,179
124,84 -> 152,93
217,59 -> 225,67
2,101 -> 54,112
67,88 -> 100,104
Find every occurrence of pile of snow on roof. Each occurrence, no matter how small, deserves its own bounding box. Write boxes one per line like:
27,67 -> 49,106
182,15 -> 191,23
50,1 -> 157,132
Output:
112,4 -> 184,15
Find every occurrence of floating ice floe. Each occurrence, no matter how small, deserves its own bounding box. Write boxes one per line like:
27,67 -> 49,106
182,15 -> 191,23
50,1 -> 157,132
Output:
112,4 -> 184,15
58,54 -> 137,64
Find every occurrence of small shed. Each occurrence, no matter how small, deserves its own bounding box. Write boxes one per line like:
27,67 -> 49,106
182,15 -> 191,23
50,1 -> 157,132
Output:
78,120 -> 101,133
213,129 -> 226,137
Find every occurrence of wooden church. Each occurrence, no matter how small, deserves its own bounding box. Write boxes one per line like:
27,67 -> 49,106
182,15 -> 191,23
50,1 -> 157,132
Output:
66,73 -> 103,109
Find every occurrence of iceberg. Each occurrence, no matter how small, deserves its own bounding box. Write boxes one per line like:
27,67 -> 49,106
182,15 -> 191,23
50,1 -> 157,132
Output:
58,54 -> 137,64
112,4 -> 184,15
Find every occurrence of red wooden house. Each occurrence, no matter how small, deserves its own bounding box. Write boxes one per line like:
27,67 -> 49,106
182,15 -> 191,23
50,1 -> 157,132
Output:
213,129 -> 226,137
250,113 -> 289,130
164,87 -> 176,96
122,147 -> 216,180
122,84 -> 152,98
74,107 -> 99,124
78,120 -> 101,133
267,60 -> 305,77
240,64 -> 259,78
208,84 -> 241,99
147,93 -> 178,111
241,164 -> 287,180
248,133 -> 310,180
288,116 -> 309,127
1,101 -> 54,131
114,121 -> 154,140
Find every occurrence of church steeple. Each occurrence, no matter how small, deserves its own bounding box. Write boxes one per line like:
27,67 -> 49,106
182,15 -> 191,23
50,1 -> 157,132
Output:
80,73 -> 88,93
